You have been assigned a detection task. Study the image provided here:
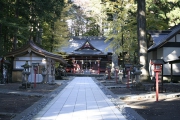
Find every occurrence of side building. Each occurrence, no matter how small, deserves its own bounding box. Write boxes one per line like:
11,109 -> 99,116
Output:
148,24 -> 180,81
4,40 -> 67,83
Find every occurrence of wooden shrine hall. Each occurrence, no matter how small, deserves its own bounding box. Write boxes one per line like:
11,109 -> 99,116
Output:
58,36 -> 114,74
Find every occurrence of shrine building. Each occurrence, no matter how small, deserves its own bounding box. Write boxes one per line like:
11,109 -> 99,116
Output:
58,36 -> 118,74
4,40 -> 67,83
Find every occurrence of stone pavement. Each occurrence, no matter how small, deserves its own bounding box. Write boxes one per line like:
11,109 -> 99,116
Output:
33,77 -> 127,120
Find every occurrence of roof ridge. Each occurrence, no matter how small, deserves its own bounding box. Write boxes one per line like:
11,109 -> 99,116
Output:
74,40 -> 102,52
148,24 -> 180,51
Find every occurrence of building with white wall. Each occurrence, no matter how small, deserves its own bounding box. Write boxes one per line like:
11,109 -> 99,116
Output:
148,24 -> 180,81
5,40 -> 67,83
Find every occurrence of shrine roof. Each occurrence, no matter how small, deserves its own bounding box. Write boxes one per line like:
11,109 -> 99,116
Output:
58,36 -> 113,55
148,24 -> 180,52
5,40 -> 67,64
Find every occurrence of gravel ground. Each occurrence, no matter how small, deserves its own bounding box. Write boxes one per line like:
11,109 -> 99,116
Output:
0,93 -> 41,120
1,76 -> 139,120
1,76 -> 180,120
123,98 -> 180,120
0,78 -> 71,120
96,77 -> 180,120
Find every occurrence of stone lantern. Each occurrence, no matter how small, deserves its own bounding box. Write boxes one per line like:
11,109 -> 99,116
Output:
20,61 -> 31,89
115,66 -> 119,83
133,64 -> 143,83
41,66 -> 47,83
40,58 -> 47,83
118,65 -> 123,83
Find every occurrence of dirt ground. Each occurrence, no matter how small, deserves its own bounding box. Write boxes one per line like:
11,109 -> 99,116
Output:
124,98 -> 180,120
1,77 -> 180,120
97,78 -> 180,120
0,82 -> 61,120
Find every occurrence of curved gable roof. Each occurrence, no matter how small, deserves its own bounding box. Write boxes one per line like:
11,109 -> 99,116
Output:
75,40 -> 101,52
5,40 -> 67,64
59,36 -> 113,55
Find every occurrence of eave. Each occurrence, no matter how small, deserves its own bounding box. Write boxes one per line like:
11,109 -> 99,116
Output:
5,40 -> 67,64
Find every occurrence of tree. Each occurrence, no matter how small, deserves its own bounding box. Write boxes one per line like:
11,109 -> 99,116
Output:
137,0 -> 148,81
103,0 -> 138,65
53,4 -> 71,50
68,0 -> 107,36
146,0 -> 180,27
103,0 -> 180,80
66,4 -> 86,36
0,0 -> 66,56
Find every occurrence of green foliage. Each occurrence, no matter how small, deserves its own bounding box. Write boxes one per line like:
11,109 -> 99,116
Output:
104,0 -> 138,63
68,0 -> 107,36
82,17 -> 100,36
1,0 -> 180,59
146,0 -> 180,27
103,0 -> 180,65
0,0 -> 67,56
42,3 -> 70,52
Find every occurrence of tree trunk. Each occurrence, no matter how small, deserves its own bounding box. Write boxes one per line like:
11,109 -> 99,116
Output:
13,0 -> 19,50
50,22 -> 54,52
0,2 -> 3,56
137,0 -> 149,81
0,24 -> 2,57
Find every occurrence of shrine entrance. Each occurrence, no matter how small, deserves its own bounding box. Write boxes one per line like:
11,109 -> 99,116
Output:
66,55 -> 111,75
58,36 -> 113,75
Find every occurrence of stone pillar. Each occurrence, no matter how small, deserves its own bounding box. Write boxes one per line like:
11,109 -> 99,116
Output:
112,52 -> 118,68
112,52 -> 118,76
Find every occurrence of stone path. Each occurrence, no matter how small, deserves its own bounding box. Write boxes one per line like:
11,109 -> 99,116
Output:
33,77 -> 126,120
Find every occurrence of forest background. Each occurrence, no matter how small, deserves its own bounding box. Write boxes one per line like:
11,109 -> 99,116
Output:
0,0 -> 180,78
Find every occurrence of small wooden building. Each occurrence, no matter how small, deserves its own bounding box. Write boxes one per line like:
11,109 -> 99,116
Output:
148,24 -> 180,80
5,40 -> 67,83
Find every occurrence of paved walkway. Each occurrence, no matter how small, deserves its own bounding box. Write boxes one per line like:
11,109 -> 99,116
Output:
33,77 -> 126,120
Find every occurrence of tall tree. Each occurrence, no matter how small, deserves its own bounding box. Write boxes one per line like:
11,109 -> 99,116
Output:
103,0 -> 137,64
68,0 -> 107,36
52,3 -> 71,51
66,4 -> 82,36
0,0 -> 66,56
137,0 -> 148,80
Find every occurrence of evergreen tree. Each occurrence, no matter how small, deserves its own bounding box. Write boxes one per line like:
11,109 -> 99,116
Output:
104,0 -> 137,64
68,0 -> 106,36
146,0 -> 180,27
0,0 -> 66,56
102,0 -> 180,81
53,3 -> 71,51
